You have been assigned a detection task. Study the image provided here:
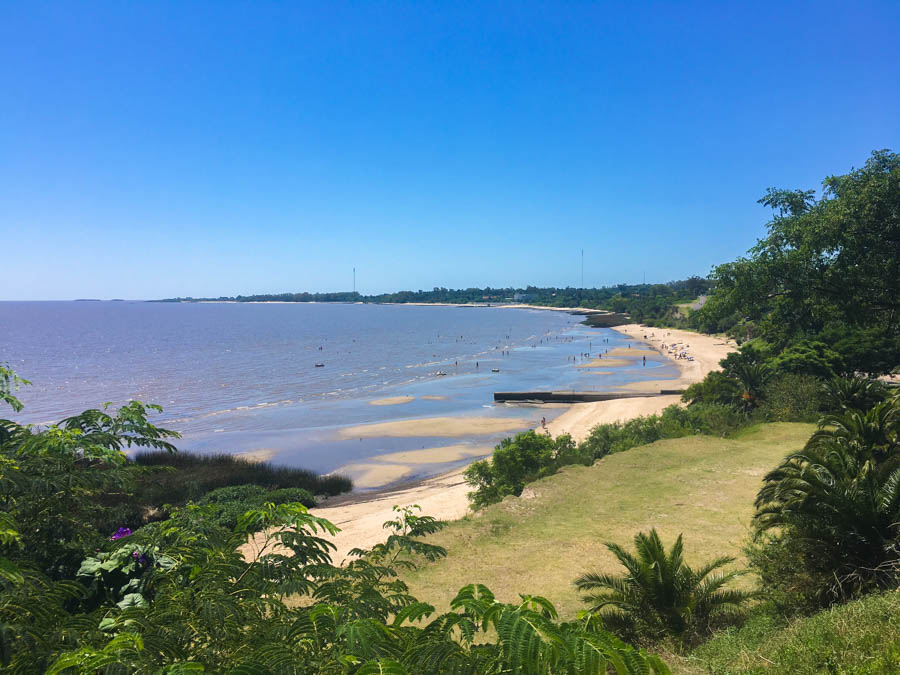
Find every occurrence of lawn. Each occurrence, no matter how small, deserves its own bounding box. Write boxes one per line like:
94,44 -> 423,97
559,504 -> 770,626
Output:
402,422 -> 814,619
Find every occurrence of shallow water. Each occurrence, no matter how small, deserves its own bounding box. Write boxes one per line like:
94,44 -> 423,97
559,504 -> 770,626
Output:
0,301 -> 678,485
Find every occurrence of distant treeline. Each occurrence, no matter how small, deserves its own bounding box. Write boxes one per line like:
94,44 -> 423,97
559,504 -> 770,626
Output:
155,277 -> 712,325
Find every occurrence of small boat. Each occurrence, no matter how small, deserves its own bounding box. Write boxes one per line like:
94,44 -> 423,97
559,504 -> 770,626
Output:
315,363 -> 325,368
491,368 -> 500,373
435,370 -> 447,376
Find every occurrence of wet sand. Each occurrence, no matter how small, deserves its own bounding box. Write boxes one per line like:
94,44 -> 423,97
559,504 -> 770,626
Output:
331,463 -> 414,489
336,416 -> 533,439
235,448 -> 278,463
369,395 -> 415,406
575,357 -> 634,368
369,443 -> 494,465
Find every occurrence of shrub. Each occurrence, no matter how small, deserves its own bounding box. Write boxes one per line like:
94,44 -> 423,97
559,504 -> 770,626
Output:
681,371 -> 743,408
684,403 -> 747,437
463,431 -> 573,508
196,484 -> 317,530
821,376 -> 890,414
575,529 -> 753,650
756,373 -> 824,422
753,399 -> 900,607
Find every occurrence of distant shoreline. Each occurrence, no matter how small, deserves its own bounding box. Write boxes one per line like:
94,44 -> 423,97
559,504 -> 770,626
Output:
159,298 -> 614,317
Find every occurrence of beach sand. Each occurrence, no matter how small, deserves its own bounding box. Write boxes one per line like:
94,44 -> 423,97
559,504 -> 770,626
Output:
369,395 -> 415,406
610,324 -> 735,393
306,323 -> 737,564
542,395 -> 683,443
336,416 -> 533,439
311,469 -> 473,563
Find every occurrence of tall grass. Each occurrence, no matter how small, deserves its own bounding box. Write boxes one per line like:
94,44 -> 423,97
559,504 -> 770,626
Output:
132,451 -> 352,503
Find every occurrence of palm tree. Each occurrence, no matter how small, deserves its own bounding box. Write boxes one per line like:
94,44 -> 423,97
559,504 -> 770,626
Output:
729,361 -> 772,411
754,398 -> 900,600
806,400 -> 899,462
822,376 -> 889,414
574,530 -> 752,647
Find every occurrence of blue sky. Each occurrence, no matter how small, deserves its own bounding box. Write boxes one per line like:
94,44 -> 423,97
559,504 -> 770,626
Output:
3,1 -> 899,300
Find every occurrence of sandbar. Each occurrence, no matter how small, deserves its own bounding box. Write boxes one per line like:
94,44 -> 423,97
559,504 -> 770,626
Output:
332,463 -> 413,489
371,444 -> 494,465
421,395 -> 447,400
605,347 -> 658,357
337,416 -> 531,439
369,396 -> 415,406
235,448 -> 277,463
576,357 -> 633,368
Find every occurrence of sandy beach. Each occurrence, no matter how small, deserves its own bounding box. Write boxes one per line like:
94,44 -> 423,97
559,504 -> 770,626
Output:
310,322 -> 737,560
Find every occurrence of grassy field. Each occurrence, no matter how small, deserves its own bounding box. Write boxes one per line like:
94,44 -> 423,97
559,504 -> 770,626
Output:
402,422 -> 814,619
679,591 -> 900,674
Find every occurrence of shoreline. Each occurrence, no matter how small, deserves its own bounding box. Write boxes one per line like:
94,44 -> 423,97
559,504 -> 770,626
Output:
310,323 -> 737,561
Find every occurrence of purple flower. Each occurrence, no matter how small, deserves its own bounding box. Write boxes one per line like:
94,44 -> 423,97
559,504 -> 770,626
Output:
110,527 -> 133,541
132,550 -> 149,564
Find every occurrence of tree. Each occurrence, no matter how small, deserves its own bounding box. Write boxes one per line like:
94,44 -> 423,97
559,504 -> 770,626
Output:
464,431 -> 572,508
698,150 -> 900,345
574,529 -> 752,648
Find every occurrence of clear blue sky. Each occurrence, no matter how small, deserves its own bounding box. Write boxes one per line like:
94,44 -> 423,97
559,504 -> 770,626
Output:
3,1 -> 899,300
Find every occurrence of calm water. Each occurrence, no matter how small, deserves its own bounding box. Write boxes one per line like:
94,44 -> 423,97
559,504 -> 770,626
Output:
0,302 -> 678,483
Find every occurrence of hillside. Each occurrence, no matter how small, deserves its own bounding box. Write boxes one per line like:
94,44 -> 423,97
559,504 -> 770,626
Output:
402,423 -> 814,619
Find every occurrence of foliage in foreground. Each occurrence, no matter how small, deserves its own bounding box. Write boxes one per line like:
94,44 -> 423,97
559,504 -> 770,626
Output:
686,591 -> 900,674
574,530 -> 753,650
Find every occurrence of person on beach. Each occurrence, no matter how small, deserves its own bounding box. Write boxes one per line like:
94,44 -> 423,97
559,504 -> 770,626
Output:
642,355 -> 646,367
541,416 -> 546,429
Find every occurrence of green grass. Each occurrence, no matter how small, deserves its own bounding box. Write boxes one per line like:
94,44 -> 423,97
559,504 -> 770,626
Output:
678,592 -> 900,674
402,423 -> 814,619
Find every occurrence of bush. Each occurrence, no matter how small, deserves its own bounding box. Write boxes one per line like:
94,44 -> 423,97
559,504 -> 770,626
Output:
684,403 -> 748,437
688,591 -> 900,674
196,484 -> 317,530
132,450 -> 350,502
681,371 -> 743,408
752,398 -> 900,608
821,376 -> 890,414
464,431 -> 573,508
756,374 -> 824,423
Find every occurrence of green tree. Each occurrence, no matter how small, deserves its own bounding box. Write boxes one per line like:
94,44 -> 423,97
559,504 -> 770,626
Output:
698,150 -> 900,349
463,431 -> 572,508
574,529 -> 752,649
